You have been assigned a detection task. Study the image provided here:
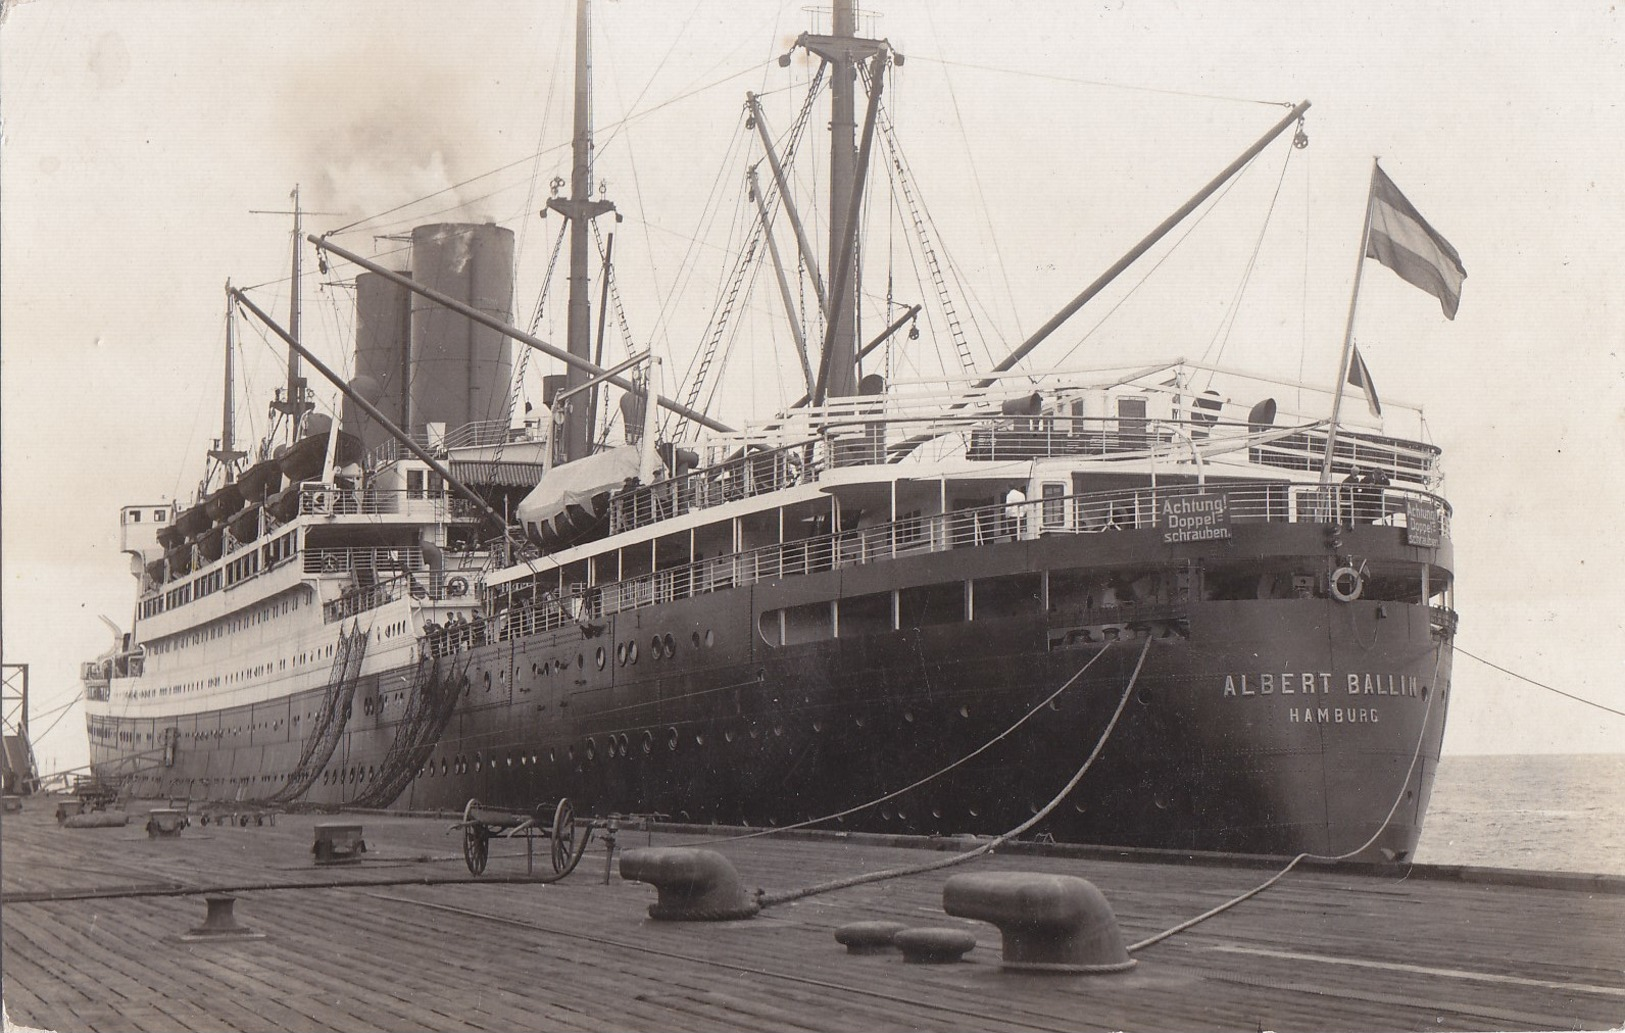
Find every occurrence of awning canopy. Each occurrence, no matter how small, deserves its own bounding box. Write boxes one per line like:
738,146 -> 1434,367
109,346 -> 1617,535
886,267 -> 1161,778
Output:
449,460 -> 548,489
515,446 -> 641,533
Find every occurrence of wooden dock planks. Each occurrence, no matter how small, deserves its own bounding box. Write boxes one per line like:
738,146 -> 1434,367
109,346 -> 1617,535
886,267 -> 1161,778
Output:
4,796 -> 1623,1032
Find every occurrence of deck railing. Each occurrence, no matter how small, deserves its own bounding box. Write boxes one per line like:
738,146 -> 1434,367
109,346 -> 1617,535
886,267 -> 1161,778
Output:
493,480 -> 1451,635
304,546 -> 424,577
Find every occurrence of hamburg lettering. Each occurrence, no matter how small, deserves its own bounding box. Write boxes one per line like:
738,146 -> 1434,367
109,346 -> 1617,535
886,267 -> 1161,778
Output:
1290,707 -> 1379,723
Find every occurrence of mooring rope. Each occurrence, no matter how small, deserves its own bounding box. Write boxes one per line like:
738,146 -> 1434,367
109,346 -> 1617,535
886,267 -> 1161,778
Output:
1126,641 -> 1446,952
681,642 -> 1121,849
756,636 -> 1154,909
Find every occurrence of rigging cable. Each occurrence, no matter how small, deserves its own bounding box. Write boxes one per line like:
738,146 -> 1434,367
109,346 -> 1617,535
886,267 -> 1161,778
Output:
909,55 -> 1296,110
322,61 -> 773,240
1198,141 -> 1297,370
920,11 -> 1025,343
1044,150 -> 1265,371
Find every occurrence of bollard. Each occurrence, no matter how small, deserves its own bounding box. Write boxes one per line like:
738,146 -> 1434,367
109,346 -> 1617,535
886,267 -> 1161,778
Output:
146,808 -> 188,838
894,927 -> 978,964
179,894 -> 265,942
312,822 -> 367,865
942,872 -> 1134,973
834,920 -> 908,955
619,847 -> 759,921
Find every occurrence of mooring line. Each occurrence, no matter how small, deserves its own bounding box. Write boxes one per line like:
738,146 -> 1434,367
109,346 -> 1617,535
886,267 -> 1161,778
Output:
1127,642 -> 1446,953
678,641 -> 1122,849
755,636 -> 1154,908
1457,644 -> 1625,719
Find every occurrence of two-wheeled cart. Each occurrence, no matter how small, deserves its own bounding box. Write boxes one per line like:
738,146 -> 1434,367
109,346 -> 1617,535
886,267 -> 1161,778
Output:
451,798 -> 582,877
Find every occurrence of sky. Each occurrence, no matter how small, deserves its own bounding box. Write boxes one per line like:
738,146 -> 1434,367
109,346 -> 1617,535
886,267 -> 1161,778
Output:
3,0 -> 1623,777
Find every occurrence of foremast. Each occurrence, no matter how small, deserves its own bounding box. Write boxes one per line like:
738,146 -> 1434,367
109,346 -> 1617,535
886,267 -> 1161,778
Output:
547,0 -> 617,465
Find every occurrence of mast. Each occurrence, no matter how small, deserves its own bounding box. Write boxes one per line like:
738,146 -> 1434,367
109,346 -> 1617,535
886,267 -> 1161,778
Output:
796,0 -> 892,402
207,280 -> 247,481
827,0 -> 858,400
1320,158 -> 1382,484
546,0 -> 616,465
267,186 -> 313,444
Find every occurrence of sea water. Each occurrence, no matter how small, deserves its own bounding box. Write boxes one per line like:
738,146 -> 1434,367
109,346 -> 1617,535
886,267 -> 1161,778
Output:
1413,752 -> 1625,875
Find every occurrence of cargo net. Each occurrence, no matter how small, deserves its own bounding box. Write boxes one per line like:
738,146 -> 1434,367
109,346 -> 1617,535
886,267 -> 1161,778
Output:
267,622 -> 369,804
346,652 -> 472,809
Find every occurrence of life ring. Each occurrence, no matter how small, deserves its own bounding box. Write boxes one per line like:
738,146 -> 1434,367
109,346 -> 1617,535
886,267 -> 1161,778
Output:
1329,566 -> 1363,603
445,576 -> 470,597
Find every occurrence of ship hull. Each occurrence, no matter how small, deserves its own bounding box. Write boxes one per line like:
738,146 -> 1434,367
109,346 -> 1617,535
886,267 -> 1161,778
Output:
89,522 -> 1453,860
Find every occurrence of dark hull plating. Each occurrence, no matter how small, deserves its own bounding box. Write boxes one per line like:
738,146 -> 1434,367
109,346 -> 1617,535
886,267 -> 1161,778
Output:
92,522 -> 1454,859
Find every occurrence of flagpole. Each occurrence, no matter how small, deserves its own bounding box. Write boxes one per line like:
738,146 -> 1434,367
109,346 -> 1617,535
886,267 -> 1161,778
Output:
1320,158 -> 1382,484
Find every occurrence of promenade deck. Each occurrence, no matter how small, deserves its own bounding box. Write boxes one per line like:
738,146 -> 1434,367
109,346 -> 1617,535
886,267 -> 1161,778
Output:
3,795 -> 1621,1032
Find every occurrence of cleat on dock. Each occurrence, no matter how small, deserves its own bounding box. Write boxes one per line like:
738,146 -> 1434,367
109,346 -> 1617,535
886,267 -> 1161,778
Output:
618,847 -> 760,921
943,872 -> 1134,973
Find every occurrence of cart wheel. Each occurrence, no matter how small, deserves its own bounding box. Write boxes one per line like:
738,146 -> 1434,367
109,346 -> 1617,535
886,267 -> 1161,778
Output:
550,798 -> 576,873
464,822 -> 489,876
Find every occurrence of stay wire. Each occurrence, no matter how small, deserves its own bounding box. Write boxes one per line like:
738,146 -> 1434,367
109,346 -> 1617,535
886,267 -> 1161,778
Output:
323,61 -> 771,239
1199,141 -> 1295,368
910,55 -> 1296,110
756,636 -> 1153,908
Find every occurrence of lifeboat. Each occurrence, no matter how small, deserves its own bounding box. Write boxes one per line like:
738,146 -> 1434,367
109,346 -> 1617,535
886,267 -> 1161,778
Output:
165,544 -> 194,578
276,427 -> 364,483
173,505 -> 210,538
204,482 -> 245,523
228,504 -> 262,545
198,525 -> 224,563
236,459 -> 282,503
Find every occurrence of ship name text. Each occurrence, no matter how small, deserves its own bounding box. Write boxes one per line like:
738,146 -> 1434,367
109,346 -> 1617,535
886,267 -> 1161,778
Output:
1222,672 -> 1421,698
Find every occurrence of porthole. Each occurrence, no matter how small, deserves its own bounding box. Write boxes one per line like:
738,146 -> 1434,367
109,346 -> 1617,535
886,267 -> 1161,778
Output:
642,731 -> 653,755
629,642 -> 639,664
617,644 -> 626,665
651,635 -> 662,658
577,653 -> 584,669
903,711 -> 914,723
586,739 -> 596,762
667,727 -> 679,751
664,633 -> 676,657
694,734 -> 705,746
772,724 -> 784,737
474,753 -> 482,772
931,807 -> 943,819
812,720 -> 823,733
855,716 -> 865,729
595,647 -> 606,670
704,629 -> 714,647
1137,687 -> 1152,706
958,705 -> 970,719
968,804 -> 980,817
724,730 -> 735,743
691,631 -> 702,649
567,746 -> 575,762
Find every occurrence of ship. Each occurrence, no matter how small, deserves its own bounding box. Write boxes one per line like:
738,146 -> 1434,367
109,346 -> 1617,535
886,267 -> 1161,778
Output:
83,0 -> 1460,861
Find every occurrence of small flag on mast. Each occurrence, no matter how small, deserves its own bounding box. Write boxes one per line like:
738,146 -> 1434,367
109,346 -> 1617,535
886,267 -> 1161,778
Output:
1347,344 -> 1381,417
1365,167 -> 1467,319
